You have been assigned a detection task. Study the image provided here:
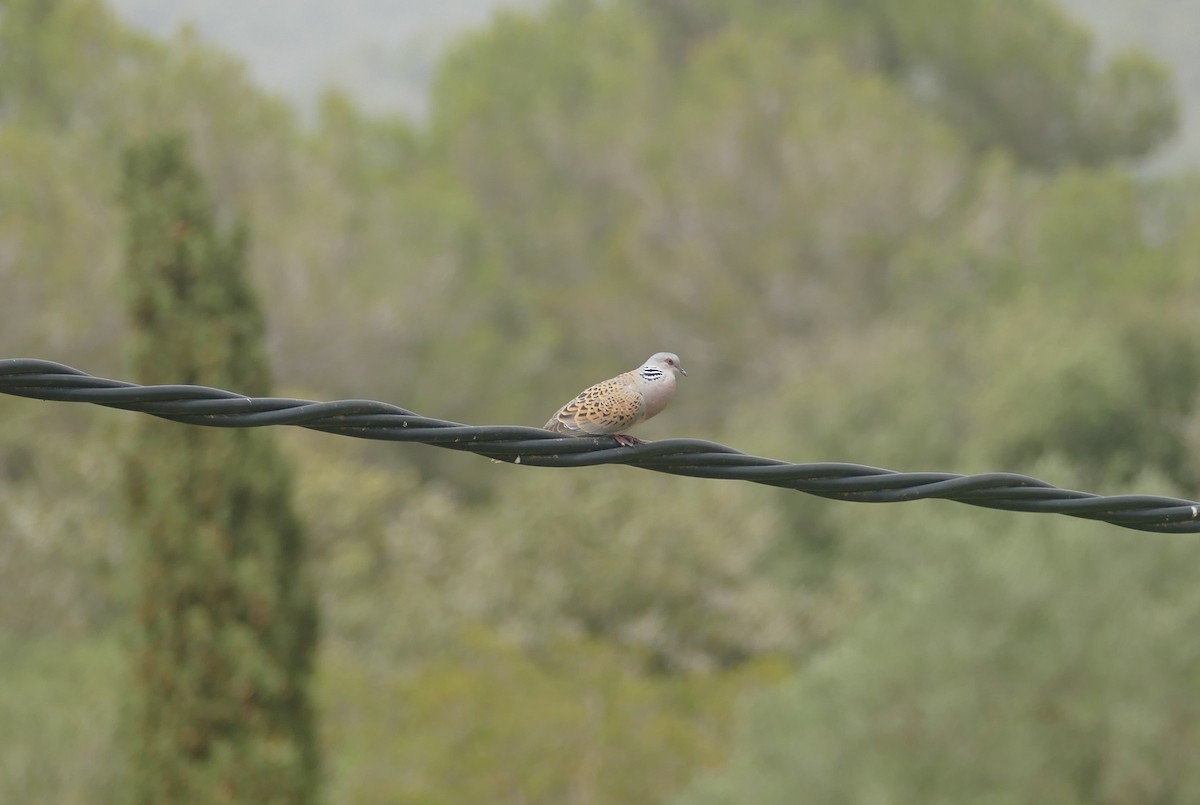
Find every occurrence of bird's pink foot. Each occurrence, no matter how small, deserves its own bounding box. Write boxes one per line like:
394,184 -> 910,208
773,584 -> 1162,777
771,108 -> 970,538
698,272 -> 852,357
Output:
613,434 -> 641,447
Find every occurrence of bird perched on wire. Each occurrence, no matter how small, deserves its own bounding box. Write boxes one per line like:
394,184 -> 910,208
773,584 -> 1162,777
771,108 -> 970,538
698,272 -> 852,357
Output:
543,352 -> 687,446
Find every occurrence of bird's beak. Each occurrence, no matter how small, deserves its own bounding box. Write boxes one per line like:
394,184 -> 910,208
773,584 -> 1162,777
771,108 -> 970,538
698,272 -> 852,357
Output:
679,367 -> 688,377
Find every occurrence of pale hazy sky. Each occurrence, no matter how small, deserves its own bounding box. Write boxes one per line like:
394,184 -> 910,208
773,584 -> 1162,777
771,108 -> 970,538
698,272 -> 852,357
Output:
106,0 -> 529,117
104,0 -> 1196,167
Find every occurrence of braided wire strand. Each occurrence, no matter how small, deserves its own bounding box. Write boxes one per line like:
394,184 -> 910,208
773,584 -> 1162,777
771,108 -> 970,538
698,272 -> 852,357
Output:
3,358 -> 1198,533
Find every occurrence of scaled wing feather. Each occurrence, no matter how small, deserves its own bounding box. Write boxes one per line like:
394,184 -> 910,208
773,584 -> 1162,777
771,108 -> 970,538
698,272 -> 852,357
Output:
544,374 -> 645,435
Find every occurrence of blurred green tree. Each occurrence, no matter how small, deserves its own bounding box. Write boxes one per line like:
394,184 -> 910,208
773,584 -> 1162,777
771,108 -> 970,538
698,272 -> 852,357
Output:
678,488 -> 1200,804
631,0 -> 1179,169
846,0 -> 1178,168
322,627 -> 787,804
0,0 -> 118,128
1,0 -> 1199,801
121,134 -> 319,802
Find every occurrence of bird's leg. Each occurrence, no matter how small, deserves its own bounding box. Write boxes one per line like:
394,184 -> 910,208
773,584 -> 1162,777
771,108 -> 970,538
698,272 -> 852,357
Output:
613,434 -> 641,447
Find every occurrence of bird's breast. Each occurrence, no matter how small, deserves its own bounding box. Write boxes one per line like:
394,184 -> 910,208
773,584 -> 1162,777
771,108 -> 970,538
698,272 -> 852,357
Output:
640,376 -> 676,419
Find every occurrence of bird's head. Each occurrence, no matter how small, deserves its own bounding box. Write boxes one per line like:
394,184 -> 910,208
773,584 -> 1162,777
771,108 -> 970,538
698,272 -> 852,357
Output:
647,352 -> 687,377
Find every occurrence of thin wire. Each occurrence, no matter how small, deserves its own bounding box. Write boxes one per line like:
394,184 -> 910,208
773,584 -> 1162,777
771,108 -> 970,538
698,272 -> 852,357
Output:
3,358 -> 1198,533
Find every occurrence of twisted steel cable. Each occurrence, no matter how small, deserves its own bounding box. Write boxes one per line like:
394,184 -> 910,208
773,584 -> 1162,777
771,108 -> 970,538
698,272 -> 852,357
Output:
3,358 -> 1199,534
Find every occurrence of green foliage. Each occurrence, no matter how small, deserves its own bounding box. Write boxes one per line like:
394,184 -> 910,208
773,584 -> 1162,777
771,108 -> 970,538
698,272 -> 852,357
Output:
0,404 -> 127,633
287,431 -> 818,672
2,0 -> 1200,802
966,302 -> 1200,488
321,628 -> 787,804
736,297 -> 1200,495
121,135 -> 319,802
845,0 -> 1179,168
0,125 -> 125,364
0,0 -> 129,128
431,1 -> 665,370
679,472 -> 1200,804
0,631 -> 124,803
1076,51 -> 1180,165
654,39 -> 967,347
429,7 -> 975,426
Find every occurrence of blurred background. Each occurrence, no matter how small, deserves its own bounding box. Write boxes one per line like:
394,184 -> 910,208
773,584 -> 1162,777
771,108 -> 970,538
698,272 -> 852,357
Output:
3,0 -> 1200,802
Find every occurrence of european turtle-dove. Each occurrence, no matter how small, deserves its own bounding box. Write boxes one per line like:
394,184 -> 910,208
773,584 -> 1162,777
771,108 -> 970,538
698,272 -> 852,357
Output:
543,352 -> 686,446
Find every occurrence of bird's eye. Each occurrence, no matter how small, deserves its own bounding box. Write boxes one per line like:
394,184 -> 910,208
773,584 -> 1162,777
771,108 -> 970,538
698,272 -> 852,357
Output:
666,359 -> 674,365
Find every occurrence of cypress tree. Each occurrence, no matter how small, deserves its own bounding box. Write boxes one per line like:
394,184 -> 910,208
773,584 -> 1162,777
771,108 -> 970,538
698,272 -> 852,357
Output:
121,134 -> 319,803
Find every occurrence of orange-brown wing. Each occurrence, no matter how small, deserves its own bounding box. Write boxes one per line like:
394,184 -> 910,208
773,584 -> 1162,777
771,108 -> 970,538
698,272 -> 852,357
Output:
544,374 -> 645,435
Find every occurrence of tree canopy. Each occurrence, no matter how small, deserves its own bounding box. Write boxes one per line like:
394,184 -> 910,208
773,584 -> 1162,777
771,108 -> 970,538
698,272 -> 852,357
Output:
1,0 -> 1199,801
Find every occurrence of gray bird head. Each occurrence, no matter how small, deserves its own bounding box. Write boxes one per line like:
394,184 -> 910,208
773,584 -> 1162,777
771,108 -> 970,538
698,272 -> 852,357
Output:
646,352 -> 687,377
